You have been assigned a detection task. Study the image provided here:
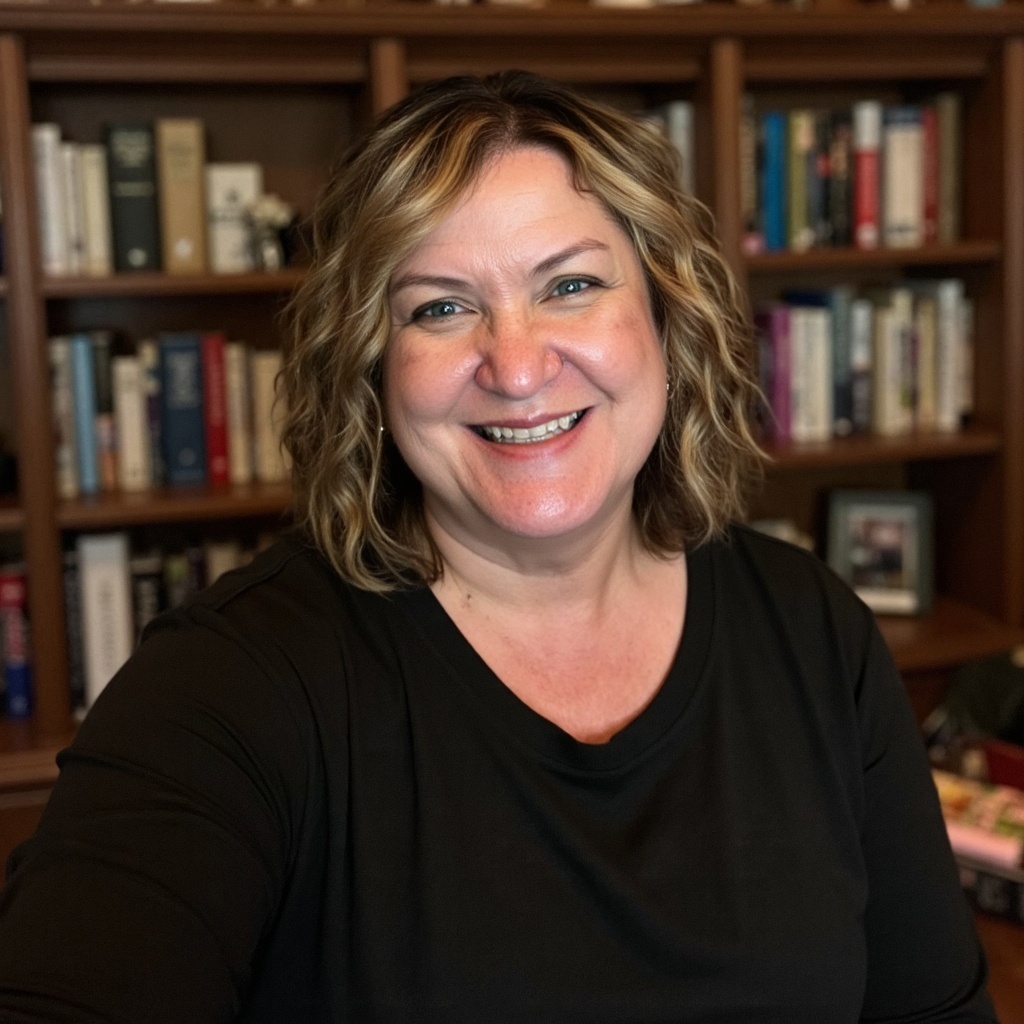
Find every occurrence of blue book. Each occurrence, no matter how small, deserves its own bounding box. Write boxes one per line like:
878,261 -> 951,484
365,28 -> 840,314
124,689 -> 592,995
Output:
760,111 -> 788,252
783,286 -> 855,438
70,332 -> 100,495
158,331 -> 206,486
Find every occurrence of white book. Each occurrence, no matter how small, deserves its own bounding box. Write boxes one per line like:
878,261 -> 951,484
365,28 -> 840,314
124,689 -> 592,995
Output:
205,162 -> 263,273
48,336 -> 79,499
112,354 -> 152,491
59,142 -> 86,276
79,143 -> 113,277
907,278 -> 964,432
250,348 -> 289,483
77,531 -> 134,707
663,99 -> 694,195
882,106 -> 924,248
224,341 -> 254,485
32,122 -> 69,277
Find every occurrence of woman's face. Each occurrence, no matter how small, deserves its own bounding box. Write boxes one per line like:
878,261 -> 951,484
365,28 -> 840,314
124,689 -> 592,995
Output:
383,145 -> 667,558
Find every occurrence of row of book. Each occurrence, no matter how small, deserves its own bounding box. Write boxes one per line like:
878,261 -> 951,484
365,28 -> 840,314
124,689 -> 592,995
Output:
32,118 -> 291,278
754,279 -> 973,445
65,531 -> 274,715
50,330 -> 289,499
741,94 -> 962,254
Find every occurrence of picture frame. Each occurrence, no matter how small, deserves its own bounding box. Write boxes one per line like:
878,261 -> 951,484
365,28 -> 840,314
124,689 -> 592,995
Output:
826,489 -> 934,616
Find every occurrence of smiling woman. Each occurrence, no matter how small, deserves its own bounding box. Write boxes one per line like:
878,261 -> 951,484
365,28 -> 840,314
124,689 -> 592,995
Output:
0,72 -> 998,1023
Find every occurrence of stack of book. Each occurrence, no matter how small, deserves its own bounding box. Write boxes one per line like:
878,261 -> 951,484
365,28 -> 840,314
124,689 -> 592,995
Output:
742,93 -> 962,254
49,330 -> 289,498
933,768 -> 1024,923
754,278 -> 972,445
31,117 -> 279,277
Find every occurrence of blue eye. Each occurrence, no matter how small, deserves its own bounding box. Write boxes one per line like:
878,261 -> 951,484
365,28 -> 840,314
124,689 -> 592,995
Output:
551,277 -> 595,298
413,299 -> 463,320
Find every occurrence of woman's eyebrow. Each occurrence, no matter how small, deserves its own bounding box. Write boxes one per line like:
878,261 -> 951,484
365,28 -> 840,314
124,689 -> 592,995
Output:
532,240 -> 610,277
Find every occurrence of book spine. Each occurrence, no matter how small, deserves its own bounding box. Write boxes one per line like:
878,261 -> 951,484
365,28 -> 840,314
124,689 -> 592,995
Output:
663,99 -> 694,195
0,564 -> 31,719
913,295 -> 938,431
60,141 -> 86,276
79,143 -> 113,277
827,110 -> 853,248
158,332 -> 207,485
936,91 -> 963,244
62,550 -> 87,717
205,162 -> 263,273
852,100 -> 881,250
112,354 -> 152,491
740,95 -> 763,255
810,109 -> 833,248
201,331 -> 230,485
849,298 -> 874,434
32,122 -> 69,277
882,105 -> 924,248
76,531 -> 134,707
789,307 -> 810,443
920,104 -> 940,245
759,111 -> 788,253
70,332 -> 100,495
935,278 -> 966,432
891,287 -> 917,434
155,117 -> 208,274
129,551 -> 164,646
250,348 -> 288,483
49,336 -> 80,500
90,330 -> 118,492
137,339 -> 164,486
871,303 -> 902,436
960,295 -> 975,420
224,341 -> 254,485
105,122 -> 161,272
829,288 -> 854,437
804,306 -> 833,442
787,109 -> 815,252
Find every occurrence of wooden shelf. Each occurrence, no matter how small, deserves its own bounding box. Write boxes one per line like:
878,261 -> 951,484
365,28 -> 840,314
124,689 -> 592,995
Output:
764,426 -> 1002,471
42,268 -> 305,299
745,240 -> 1001,274
879,596 -> 1023,675
0,719 -> 70,792
56,481 -> 292,530
0,496 -> 24,533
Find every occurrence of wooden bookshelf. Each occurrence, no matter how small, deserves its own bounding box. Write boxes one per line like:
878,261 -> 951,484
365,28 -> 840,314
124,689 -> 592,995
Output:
41,267 -> 305,299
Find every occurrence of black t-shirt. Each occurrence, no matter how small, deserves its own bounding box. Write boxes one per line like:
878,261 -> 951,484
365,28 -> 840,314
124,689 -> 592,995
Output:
0,526 -> 995,1022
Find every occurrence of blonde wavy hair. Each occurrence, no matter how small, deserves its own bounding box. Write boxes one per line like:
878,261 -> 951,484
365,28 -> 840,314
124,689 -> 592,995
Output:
282,70 -> 764,592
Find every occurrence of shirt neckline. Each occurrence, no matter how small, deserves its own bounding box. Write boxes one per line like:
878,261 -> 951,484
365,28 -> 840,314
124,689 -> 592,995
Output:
396,540 -> 716,773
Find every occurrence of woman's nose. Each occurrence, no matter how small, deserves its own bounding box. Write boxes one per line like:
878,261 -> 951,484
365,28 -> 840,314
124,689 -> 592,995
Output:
473,313 -> 562,398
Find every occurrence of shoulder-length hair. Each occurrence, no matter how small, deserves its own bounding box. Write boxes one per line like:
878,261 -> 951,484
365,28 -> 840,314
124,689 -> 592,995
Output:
281,70 -> 764,592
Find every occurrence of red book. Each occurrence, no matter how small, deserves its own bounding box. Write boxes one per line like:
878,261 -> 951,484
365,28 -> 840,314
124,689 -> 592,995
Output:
921,103 -> 939,245
201,331 -> 230,485
853,100 -> 881,250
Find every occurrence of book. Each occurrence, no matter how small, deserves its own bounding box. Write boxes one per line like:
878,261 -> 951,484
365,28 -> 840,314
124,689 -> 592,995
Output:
200,331 -> 230,485
69,332 -> 100,495
935,90 -> 962,244
881,105 -> 924,248
907,278 -> 965,433
62,549 -> 87,717
49,336 -> 79,499
788,304 -> 832,443
250,348 -> 288,483
205,162 -> 263,273
59,141 -> 86,276
754,304 -> 791,444
933,769 -> 1024,869
920,103 -> 940,245
787,108 -> 815,252
849,297 -> 873,434
809,109 -> 833,248
112,353 -> 152,491
79,143 -> 113,277
129,550 -> 163,646
869,288 -> 915,436
105,121 -> 161,272
739,94 -> 763,255
90,329 -> 118,492
852,100 -> 881,250
224,340 -> 254,485
759,110 -> 788,252
158,331 -> 206,485
137,338 -> 164,485
77,532 -> 134,707
155,117 -> 208,274
827,109 -> 853,248
662,99 -> 695,195
32,122 -> 69,277
0,563 -> 31,719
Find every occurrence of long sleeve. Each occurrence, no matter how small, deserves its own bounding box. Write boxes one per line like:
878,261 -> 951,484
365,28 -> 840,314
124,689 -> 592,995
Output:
856,618 -> 996,1022
0,605 -> 316,1024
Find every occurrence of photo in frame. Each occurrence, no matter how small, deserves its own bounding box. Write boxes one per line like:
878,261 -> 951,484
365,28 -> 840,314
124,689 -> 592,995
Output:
826,489 -> 934,616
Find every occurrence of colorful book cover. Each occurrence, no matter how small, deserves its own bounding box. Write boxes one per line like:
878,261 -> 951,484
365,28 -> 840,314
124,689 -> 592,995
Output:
70,332 -> 100,495
201,331 -> 230,485
852,100 -> 881,250
158,331 -> 206,486
759,111 -> 788,252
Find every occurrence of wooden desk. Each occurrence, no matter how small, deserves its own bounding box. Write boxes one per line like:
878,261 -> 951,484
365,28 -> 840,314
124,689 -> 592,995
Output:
976,913 -> 1024,1023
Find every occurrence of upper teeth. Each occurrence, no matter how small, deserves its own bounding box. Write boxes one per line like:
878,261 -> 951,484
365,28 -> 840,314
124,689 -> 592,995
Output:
479,411 -> 581,444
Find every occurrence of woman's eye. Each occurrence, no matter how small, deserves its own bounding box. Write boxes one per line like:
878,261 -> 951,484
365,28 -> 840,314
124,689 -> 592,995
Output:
412,299 -> 464,321
550,277 -> 596,298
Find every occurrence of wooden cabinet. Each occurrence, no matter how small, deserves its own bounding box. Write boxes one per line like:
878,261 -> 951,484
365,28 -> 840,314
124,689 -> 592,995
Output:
0,0 -> 1023,860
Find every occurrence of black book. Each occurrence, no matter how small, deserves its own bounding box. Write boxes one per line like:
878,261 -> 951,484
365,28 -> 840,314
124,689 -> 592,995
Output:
105,122 -> 162,272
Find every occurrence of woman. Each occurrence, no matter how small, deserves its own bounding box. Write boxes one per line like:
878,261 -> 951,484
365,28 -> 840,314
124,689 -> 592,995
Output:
0,72 -> 994,1022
